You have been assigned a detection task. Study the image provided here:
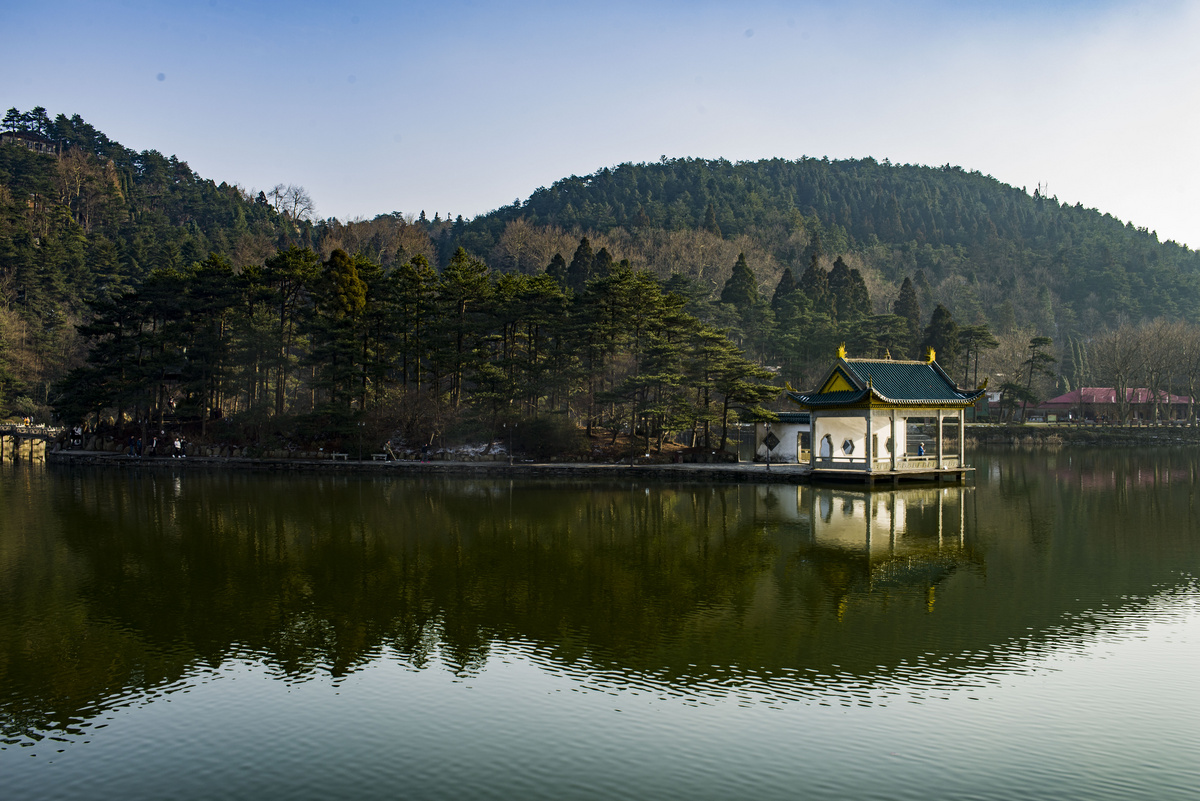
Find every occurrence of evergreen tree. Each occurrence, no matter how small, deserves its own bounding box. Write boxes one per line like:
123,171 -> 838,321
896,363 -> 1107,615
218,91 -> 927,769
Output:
958,323 -> 999,386
393,253 -> 437,391
545,253 -> 567,285
892,275 -> 921,357
262,246 -> 319,414
1019,336 -> 1056,421
702,202 -> 721,237
720,253 -> 757,310
435,247 -> 491,408
826,257 -> 855,320
845,267 -> 872,319
307,249 -> 367,410
566,237 -> 594,293
593,246 -> 615,278
798,253 -> 829,313
922,304 -> 960,368
770,267 -> 797,314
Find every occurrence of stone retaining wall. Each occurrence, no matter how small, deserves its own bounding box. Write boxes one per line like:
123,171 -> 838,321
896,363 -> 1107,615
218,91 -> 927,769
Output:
966,423 -> 1200,447
47,448 -> 810,484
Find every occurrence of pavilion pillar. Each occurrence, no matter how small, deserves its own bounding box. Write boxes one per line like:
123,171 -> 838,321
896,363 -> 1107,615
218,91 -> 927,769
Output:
958,413 -> 965,468
890,410 -> 897,471
865,410 -> 873,472
936,409 -> 944,469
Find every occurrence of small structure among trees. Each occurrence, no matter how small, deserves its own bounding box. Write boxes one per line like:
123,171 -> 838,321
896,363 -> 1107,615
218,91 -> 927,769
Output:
0,129 -> 59,156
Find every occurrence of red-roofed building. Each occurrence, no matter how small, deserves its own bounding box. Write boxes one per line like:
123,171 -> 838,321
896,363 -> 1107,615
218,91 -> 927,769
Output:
1037,388 -> 1193,422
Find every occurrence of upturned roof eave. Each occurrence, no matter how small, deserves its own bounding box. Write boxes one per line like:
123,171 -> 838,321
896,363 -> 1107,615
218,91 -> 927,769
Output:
788,387 -> 985,409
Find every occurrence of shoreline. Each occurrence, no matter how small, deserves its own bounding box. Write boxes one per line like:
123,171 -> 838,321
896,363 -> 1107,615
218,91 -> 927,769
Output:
46,448 -> 815,484
46,448 -> 978,487
966,422 -> 1200,447
39,422 -> 1200,484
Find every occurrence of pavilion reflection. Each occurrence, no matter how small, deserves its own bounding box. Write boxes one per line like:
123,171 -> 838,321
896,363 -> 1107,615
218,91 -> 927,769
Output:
755,484 -> 968,552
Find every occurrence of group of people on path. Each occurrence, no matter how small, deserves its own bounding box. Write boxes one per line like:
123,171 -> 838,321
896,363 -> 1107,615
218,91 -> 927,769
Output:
127,433 -> 186,458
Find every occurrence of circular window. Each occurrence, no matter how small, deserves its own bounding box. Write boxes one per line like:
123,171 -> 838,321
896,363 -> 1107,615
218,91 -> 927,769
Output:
842,438 -> 855,455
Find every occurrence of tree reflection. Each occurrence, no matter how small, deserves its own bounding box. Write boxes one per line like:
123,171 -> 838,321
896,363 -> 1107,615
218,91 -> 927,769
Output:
2,451 -> 1199,741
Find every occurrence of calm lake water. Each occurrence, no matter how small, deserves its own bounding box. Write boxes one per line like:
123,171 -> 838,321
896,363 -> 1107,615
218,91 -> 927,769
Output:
3,449 -> 1199,800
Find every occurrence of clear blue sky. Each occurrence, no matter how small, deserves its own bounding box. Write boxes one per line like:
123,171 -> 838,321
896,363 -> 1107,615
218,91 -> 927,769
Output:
4,0 -> 1197,246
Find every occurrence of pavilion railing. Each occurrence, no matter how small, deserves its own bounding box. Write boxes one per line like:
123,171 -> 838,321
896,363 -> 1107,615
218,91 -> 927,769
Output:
811,455 -> 960,471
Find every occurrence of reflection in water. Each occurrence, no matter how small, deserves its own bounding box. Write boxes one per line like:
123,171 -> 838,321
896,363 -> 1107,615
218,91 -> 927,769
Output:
2,450 -> 1199,754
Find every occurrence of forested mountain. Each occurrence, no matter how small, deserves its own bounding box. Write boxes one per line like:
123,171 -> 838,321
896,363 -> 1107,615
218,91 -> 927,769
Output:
4,106 -> 1200,439
448,157 -> 1200,334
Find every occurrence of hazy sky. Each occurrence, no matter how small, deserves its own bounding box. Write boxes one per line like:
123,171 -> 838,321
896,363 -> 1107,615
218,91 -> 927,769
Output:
5,0 -> 1198,246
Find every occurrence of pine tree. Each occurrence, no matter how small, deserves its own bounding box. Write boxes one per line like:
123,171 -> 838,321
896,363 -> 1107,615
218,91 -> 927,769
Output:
720,253 -> 757,310
958,324 -> 999,386
892,276 -> 922,358
798,252 -> 829,313
1020,336 -> 1056,421
593,246 -> 615,278
435,247 -> 491,408
545,253 -> 567,285
702,202 -> 722,237
827,257 -> 853,321
566,237 -> 594,293
845,267 -> 872,319
771,267 -> 797,314
2,107 -> 21,132
922,304 -> 960,368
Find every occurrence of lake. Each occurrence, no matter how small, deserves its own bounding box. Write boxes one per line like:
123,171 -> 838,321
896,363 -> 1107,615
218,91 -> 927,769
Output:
2,448 -> 1199,800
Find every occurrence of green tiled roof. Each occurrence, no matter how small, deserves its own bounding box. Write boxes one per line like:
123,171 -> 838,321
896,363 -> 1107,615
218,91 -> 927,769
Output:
794,389 -> 869,406
789,357 -> 986,408
844,360 -> 969,402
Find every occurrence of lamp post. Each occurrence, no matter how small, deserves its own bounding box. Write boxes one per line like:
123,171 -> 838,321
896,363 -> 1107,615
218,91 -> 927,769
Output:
357,421 -> 364,462
510,421 -> 516,466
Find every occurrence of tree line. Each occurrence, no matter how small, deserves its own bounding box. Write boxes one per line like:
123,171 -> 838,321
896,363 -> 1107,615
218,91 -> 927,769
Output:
55,244 -> 779,455
10,106 -> 1200,432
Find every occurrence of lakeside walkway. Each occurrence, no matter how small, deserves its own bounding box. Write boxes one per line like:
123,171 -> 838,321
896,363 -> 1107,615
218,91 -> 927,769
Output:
48,448 -> 814,484
47,448 -> 977,486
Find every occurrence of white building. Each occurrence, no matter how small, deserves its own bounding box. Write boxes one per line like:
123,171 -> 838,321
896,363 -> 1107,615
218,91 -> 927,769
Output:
787,347 -> 986,481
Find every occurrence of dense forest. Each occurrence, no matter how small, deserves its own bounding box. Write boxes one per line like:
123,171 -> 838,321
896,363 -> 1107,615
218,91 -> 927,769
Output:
4,106 -> 1200,449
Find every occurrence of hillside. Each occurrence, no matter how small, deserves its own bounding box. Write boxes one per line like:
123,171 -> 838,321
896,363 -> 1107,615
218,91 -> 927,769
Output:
4,107 -> 1200,429
445,157 -> 1200,334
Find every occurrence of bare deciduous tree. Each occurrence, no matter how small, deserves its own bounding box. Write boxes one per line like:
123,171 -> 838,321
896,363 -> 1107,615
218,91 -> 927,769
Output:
280,184 -> 315,221
1091,323 -> 1148,423
1172,324 -> 1200,424
1141,319 -> 1182,422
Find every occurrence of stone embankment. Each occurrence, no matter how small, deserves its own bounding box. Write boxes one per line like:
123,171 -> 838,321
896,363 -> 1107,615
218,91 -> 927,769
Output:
967,422 -> 1200,447
47,447 -> 812,485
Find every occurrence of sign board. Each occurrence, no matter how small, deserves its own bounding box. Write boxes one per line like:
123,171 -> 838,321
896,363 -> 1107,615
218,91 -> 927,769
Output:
763,431 -> 780,451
